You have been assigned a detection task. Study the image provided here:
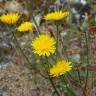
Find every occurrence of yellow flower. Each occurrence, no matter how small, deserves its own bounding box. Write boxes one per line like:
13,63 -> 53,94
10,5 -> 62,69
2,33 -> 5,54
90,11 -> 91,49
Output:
17,22 -> 35,32
31,34 -> 56,56
50,60 -> 72,77
44,11 -> 70,21
0,13 -> 20,25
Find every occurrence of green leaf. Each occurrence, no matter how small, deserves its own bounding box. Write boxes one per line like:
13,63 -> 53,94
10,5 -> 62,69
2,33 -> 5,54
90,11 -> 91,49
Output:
52,91 -> 58,96
70,54 -> 80,64
60,76 -> 77,96
66,87 -> 77,96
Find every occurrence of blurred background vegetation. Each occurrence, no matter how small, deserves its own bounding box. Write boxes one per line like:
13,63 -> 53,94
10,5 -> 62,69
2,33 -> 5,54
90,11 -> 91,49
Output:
0,0 -> 96,96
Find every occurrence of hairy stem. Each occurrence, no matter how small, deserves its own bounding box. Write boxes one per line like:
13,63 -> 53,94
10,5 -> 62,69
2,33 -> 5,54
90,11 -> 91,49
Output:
9,28 -> 47,79
45,56 -> 60,96
56,22 -> 59,59
84,30 -> 90,95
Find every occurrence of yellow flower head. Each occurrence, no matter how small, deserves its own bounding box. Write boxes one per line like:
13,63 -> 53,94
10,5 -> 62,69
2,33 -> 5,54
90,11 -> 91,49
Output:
0,13 -> 20,25
31,34 -> 56,56
44,11 -> 70,21
17,22 -> 35,32
50,60 -> 72,77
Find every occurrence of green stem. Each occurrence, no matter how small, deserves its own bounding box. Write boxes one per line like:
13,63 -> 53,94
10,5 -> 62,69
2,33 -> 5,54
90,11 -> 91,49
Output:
61,76 -> 76,96
31,14 -> 41,34
8,28 -> 47,79
45,56 -> 60,96
75,65 -> 86,96
84,30 -> 90,94
75,65 -> 82,85
26,2 -> 41,35
49,76 -> 60,96
56,22 -> 59,59
12,31 -> 31,66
